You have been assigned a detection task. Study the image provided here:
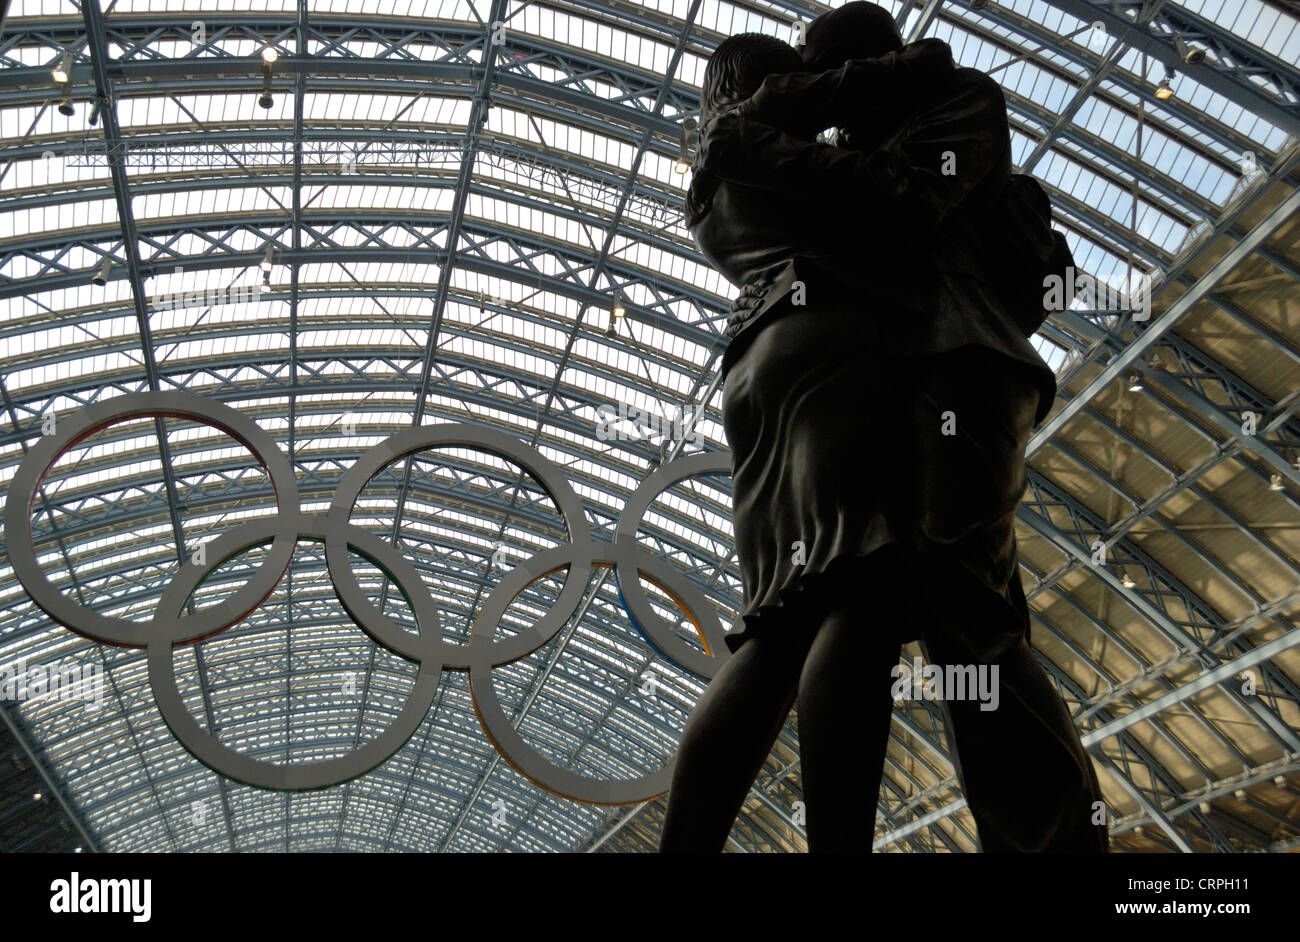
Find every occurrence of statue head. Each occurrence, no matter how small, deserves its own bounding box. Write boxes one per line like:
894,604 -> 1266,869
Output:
686,33 -> 802,227
802,2 -> 903,72
699,32 -> 802,128
802,2 -> 907,150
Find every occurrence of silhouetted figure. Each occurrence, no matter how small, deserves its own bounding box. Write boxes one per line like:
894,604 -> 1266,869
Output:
659,3 -> 1108,853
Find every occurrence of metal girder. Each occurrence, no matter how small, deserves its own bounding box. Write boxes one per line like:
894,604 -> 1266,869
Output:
0,701 -> 100,852
75,0 -> 190,575
1018,472 -> 1300,755
1037,413 -> 1300,726
1029,175 -> 1300,452
974,1 -> 1298,148
1041,0 -> 1300,135
1083,627 -> 1300,748
904,0 -> 947,43
1017,16 -> 1139,177
1,218 -> 724,349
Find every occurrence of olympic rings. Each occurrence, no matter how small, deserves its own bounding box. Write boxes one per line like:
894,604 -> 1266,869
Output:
151,513 -> 441,791
5,392 -> 299,648
4,391 -> 734,803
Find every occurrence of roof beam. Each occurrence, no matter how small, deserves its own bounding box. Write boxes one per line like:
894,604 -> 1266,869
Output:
1029,173 -> 1300,452
1042,0 -> 1300,136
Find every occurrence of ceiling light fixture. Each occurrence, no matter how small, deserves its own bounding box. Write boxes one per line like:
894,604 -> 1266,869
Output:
1269,473 -> 1284,491
675,117 -> 697,174
259,53 -> 275,109
612,296 -> 626,318
1174,36 -> 1204,65
92,258 -> 111,286
261,46 -> 279,64
52,50 -> 73,84
1126,371 -> 1144,392
261,271 -> 272,294
1155,68 -> 1176,101
58,95 -> 74,117
1120,569 -> 1136,589
260,243 -> 274,272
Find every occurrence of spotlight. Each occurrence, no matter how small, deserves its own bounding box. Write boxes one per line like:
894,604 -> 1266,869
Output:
1120,569 -> 1136,589
1275,775 -> 1287,787
58,95 -> 74,117
1198,800 -> 1211,814
1269,473 -> 1284,491
1155,69 -> 1175,101
52,51 -> 72,84
1174,36 -> 1204,65
675,117 -> 697,174
1234,788 -> 1247,800
74,846 -> 83,853
258,58 -> 274,109
1293,451 -> 1300,472
260,243 -> 274,272
1126,371 -> 1144,392
612,297 -> 626,318
33,792 -> 42,801
261,46 -> 279,64
1133,824 -> 1143,835
478,292 -> 485,313
260,271 -> 272,294
92,258 -> 111,286
1147,350 -> 1167,371
604,319 -> 617,338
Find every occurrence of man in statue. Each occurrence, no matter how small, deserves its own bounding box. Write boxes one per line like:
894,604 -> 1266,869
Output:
658,3 -> 1108,853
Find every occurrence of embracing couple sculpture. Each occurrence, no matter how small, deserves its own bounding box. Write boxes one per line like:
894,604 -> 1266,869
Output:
658,2 -> 1109,853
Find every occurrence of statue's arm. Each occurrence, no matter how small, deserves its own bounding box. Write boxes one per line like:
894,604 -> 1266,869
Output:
699,73 -> 1010,231
739,39 -> 954,138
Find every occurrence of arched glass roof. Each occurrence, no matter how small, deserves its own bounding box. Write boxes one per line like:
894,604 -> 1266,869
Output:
0,0 -> 1297,853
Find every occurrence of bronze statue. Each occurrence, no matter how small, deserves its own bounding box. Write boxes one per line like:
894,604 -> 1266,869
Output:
658,2 -> 1108,853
